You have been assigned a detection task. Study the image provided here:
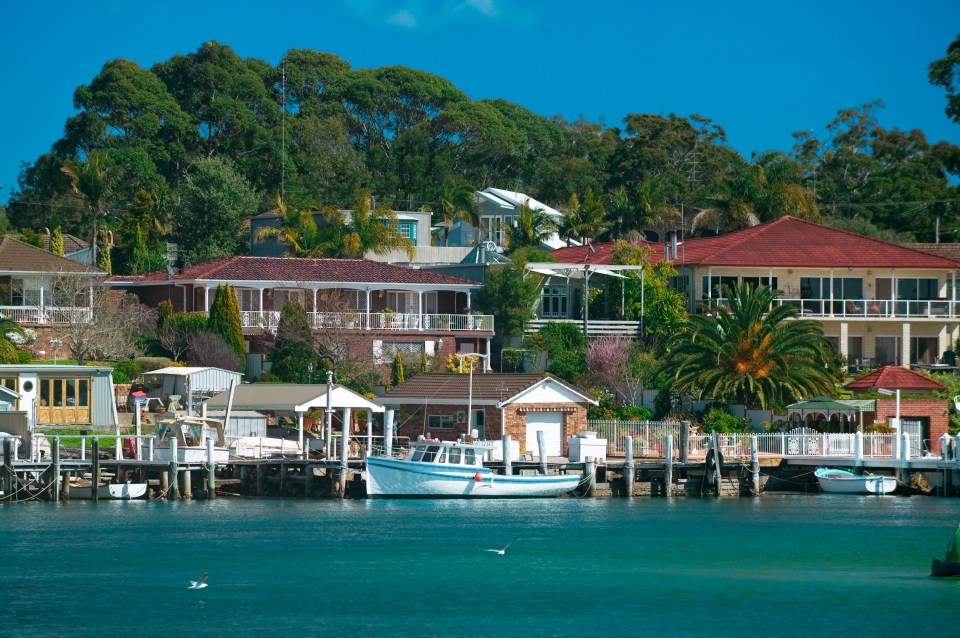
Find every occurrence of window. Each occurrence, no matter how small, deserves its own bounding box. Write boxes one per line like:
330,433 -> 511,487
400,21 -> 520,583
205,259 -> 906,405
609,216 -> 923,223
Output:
235,288 -> 259,311
875,336 -> 900,367
911,337 -> 938,364
741,276 -> 779,291
541,286 -> 568,318
702,276 -> 738,298
382,342 -> 425,360
423,292 -> 438,314
397,221 -> 418,244
427,415 -> 454,429
448,447 -> 462,464
876,278 -> 940,300
386,292 -> 408,313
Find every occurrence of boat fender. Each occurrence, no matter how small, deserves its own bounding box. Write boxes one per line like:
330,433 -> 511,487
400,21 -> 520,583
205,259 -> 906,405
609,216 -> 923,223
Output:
474,472 -> 482,482
424,439 -> 440,443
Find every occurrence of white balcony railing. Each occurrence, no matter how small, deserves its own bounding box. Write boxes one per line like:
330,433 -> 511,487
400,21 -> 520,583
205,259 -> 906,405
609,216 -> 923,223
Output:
527,318 -> 640,336
231,310 -> 493,333
703,297 -> 959,319
0,306 -> 93,324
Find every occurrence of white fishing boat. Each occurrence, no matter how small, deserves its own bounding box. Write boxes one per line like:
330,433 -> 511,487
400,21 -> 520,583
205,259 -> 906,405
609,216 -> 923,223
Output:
814,467 -> 897,494
149,416 -> 230,463
67,480 -> 148,500
365,439 -> 582,498
229,436 -> 302,459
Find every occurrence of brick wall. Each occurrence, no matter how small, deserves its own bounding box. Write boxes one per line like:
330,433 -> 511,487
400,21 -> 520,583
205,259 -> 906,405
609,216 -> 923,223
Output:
502,402 -> 588,456
874,397 -> 950,454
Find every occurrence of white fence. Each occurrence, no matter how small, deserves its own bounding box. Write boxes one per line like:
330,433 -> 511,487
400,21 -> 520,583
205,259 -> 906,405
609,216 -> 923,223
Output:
587,420 -> 911,460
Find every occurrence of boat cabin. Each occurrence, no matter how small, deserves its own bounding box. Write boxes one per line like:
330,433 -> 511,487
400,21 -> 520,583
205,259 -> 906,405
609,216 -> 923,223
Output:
407,441 -> 485,468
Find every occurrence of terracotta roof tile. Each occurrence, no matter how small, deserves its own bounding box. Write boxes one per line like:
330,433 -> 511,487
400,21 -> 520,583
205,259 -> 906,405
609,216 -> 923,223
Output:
550,217 -> 960,269
109,256 -> 480,287
0,236 -> 102,274
843,365 -> 946,391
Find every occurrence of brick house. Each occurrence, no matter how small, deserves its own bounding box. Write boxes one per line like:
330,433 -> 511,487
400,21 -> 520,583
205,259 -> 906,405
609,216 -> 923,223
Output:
844,365 -> 950,454
378,373 -> 597,458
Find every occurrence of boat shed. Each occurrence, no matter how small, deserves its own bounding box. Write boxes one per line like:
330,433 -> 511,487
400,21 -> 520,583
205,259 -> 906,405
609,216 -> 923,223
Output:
0,364 -> 116,429
142,367 -> 243,414
202,383 -> 384,451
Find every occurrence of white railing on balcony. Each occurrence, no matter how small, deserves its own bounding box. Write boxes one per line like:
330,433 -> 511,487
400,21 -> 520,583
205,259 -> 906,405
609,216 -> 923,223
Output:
527,318 -> 640,336
705,297 -> 960,319
0,306 -> 93,324
231,310 -> 493,333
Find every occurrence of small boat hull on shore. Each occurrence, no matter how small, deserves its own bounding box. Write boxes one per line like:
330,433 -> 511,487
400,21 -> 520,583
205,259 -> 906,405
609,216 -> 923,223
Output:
68,482 -> 148,500
814,468 -> 897,494
365,441 -> 581,498
930,558 -> 960,577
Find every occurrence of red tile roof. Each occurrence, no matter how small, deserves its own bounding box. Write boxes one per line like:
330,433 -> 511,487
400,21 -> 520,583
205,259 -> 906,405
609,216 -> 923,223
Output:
0,236 -> 102,274
550,217 -> 960,269
843,366 -> 946,391
109,256 -> 480,287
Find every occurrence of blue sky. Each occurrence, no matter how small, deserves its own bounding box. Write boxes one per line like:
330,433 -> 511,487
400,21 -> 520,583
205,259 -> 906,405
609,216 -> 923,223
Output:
1,0 -> 958,207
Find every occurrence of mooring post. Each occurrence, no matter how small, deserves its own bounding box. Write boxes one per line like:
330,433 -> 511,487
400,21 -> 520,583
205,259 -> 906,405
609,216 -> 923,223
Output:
750,435 -> 760,496
257,464 -> 266,497
679,421 -> 690,464
898,431 -> 911,484
91,439 -> 100,503
583,457 -> 597,497
705,436 -> 716,494
854,431 -> 864,469
160,471 -> 169,498
168,438 -> 179,500
52,437 -> 61,503
536,430 -> 547,475
305,464 -> 314,498
624,436 -> 635,498
206,437 -> 216,499
384,408 -> 395,457
664,434 -> 673,498
2,438 -> 12,502
712,431 -> 722,497
502,435 -> 512,476
182,467 -> 192,500
339,407 -> 352,499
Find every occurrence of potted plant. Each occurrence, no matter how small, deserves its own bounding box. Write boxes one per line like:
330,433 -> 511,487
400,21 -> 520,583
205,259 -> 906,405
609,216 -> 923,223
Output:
379,308 -> 396,328
439,314 -> 451,329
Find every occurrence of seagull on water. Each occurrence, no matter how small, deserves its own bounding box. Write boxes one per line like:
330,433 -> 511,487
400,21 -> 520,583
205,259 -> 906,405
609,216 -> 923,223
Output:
484,536 -> 519,555
189,572 -> 208,589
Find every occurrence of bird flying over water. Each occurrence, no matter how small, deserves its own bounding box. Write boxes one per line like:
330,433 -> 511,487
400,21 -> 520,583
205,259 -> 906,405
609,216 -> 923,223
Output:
484,536 -> 519,555
189,572 -> 208,589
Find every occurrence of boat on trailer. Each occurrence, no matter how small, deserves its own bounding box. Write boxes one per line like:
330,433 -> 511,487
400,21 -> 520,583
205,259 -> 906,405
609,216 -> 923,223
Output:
931,524 -> 960,577
814,467 -> 897,495
365,439 -> 582,498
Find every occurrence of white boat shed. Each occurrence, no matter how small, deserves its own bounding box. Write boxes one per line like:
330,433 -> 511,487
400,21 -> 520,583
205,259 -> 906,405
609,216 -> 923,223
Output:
143,367 -> 243,414
202,383 -> 384,454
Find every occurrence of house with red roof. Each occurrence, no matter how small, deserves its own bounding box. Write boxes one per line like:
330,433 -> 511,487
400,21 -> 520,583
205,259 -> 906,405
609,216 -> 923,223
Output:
533,216 -> 960,368
109,256 -> 493,378
843,365 -> 949,455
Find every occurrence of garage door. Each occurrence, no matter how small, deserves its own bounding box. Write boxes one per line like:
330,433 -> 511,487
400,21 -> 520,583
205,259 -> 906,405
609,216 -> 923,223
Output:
524,412 -> 564,457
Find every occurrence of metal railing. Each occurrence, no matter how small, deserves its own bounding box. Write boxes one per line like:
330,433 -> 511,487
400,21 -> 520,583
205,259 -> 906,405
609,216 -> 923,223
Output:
228,310 -> 493,333
0,305 -> 93,324
703,297 -> 959,319
527,318 -> 640,336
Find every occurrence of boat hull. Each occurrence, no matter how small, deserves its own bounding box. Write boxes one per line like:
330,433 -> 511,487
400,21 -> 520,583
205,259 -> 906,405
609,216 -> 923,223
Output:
931,558 -> 960,577
68,482 -> 148,500
815,468 -> 897,494
365,457 -> 581,498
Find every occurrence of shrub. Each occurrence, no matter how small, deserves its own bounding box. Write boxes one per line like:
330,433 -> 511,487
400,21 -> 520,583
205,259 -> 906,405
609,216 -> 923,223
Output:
113,360 -> 144,381
16,349 -> 31,364
187,331 -> 242,371
135,356 -> 173,372
701,407 -> 750,433
0,339 -> 19,364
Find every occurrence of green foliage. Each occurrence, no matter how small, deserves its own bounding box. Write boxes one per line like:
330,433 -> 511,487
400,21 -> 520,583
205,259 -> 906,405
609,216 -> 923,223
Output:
15,349 -> 31,364
929,35 -> 960,125
701,407 -> 751,433
207,284 -> 246,368
420,350 -> 429,373
97,228 -> 112,274
270,301 -> 315,382
392,350 -> 405,387
666,283 -> 835,409
19,228 -> 44,248
475,257 -> 542,351
588,395 -> 652,421
157,300 -> 173,331
135,356 -> 173,371
0,339 -> 20,364
50,226 -> 65,256
528,322 -> 586,382
113,360 -> 144,383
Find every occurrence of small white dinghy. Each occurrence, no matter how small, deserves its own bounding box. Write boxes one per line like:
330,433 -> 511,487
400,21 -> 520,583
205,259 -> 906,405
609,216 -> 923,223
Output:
814,467 -> 897,495
68,480 -> 148,500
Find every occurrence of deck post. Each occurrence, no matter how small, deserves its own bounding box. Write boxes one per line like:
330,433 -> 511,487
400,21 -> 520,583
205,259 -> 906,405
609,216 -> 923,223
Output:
257,464 -> 266,497
712,431 -> 722,497
583,457 -> 597,497
664,435 -> 673,498
954,434 -> 960,469
898,432 -> 911,484
384,409 -> 395,457
536,431 -> 547,474
854,431 -> 864,469
168,438 -> 179,500
183,467 -> 192,500
750,435 -> 760,496
624,436 -> 635,498
91,439 -> 100,503
2,438 -> 12,502
502,435 -> 512,476
52,437 -> 61,503
206,437 -> 216,499
679,421 -> 690,463
339,407 -> 352,499
161,471 -> 169,497
305,464 -> 314,497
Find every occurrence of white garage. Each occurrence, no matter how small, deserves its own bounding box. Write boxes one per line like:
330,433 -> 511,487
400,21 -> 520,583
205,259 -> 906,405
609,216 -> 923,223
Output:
524,411 -> 564,457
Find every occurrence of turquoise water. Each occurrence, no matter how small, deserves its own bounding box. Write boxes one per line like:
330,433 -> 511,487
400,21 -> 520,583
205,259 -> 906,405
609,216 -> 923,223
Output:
2,495 -> 959,637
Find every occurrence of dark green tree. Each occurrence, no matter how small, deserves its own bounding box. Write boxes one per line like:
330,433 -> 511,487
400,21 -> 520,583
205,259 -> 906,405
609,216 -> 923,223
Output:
207,284 -> 245,368
528,322 -> 586,382
929,35 -> 960,125
270,301 -> 315,382
475,256 -> 543,353
50,227 -> 65,256
60,150 -> 114,265
666,283 -> 835,409
392,350 -> 405,387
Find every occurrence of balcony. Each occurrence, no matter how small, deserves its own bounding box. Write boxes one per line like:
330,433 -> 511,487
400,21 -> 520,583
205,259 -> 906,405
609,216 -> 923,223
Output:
527,318 -> 641,337
230,311 -> 494,333
0,306 -> 93,324
703,298 -> 959,320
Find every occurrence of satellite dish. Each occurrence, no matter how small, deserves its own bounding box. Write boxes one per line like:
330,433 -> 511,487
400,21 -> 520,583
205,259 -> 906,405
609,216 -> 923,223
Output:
483,241 -> 497,251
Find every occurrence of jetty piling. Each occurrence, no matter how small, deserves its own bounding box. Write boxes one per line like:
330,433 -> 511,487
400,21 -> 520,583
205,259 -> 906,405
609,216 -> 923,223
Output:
537,431 -> 547,475
664,435 -> 673,497
168,438 -> 179,500
624,436 -> 635,498
91,439 -> 100,503
206,438 -> 216,499
52,437 -> 61,503
2,438 -> 12,502
502,435 -> 512,476
749,435 -> 759,496
339,407 -> 351,499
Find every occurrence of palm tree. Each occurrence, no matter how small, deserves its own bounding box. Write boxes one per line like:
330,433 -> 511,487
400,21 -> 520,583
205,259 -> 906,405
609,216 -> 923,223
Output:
560,189 -> 607,245
342,194 -> 415,260
435,177 -> 479,246
636,176 -> 683,242
254,194 -> 331,258
666,282 -> 835,409
507,201 -> 557,250
61,151 -> 114,266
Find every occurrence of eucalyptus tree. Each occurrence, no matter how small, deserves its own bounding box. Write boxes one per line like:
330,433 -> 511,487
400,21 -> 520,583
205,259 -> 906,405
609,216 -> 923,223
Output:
666,283 -> 835,410
929,34 -> 960,125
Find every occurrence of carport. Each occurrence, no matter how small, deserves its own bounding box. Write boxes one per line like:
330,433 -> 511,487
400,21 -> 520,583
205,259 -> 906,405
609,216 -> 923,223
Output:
203,383 -> 384,456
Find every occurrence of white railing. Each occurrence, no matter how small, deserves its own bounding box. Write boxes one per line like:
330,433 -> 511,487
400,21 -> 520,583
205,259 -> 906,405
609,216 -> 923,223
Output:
528,318 -> 640,336
0,306 -> 93,324
704,297 -> 959,319
588,420 -> 684,458
230,310 -> 493,333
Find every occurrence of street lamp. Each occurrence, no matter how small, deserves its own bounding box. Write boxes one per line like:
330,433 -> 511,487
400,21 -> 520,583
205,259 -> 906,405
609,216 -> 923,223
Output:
50,338 -> 62,365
